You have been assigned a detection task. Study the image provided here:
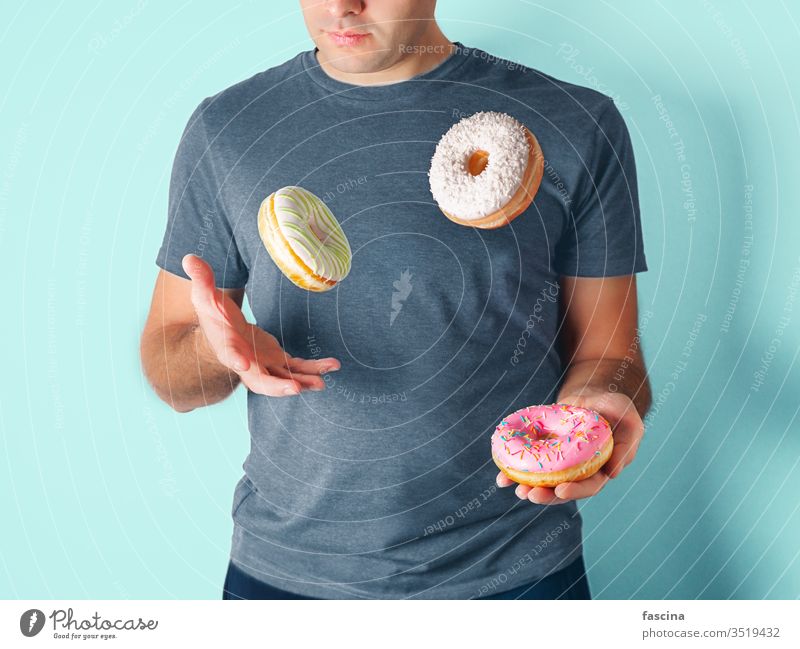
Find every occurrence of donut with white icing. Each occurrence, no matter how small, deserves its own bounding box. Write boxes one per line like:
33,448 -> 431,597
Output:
257,185 -> 352,291
428,111 -> 544,229
491,403 -> 614,488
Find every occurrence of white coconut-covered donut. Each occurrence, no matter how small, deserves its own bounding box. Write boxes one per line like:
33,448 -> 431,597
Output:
428,111 -> 544,229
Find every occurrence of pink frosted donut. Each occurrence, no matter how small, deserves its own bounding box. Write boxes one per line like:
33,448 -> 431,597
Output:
491,403 -> 614,488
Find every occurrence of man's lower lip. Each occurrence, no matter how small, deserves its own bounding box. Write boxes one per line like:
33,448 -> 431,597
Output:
327,32 -> 370,46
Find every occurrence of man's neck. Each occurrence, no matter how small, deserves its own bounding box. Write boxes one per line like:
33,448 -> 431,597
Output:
316,25 -> 455,87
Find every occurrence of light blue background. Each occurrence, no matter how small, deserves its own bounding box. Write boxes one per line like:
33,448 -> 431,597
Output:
2,0 -> 798,599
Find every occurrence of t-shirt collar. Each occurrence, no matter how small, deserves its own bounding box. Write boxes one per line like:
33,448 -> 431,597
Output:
301,40 -> 472,101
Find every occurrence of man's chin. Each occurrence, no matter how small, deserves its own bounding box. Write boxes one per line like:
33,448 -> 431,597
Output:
318,49 -> 394,75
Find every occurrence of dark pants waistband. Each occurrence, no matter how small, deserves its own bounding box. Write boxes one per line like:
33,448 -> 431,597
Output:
222,554 -> 591,600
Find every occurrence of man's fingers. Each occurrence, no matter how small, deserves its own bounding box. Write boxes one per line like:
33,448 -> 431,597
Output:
270,365 -> 326,391
203,324 -> 255,373
496,472 -> 607,504
501,474 -> 609,504
605,437 -> 641,478
605,398 -> 645,447
497,475 -> 569,504
285,355 -> 341,374
496,472 -> 515,488
552,472 -> 609,500
234,331 -> 332,373
182,254 -> 214,287
526,486 -> 570,505
217,337 -> 252,373
241,365 -> 302,396
182,254 -> 219,314
600,397 -> 644,479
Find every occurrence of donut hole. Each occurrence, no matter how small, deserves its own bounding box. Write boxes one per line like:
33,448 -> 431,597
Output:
467,149 -> 489,176
308,219 -> 326,242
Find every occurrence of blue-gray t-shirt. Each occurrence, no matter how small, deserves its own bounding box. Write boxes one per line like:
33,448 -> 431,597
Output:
156,42 -> 647,599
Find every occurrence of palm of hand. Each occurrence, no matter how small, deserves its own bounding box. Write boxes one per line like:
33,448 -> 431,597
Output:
182,254 -> 340,397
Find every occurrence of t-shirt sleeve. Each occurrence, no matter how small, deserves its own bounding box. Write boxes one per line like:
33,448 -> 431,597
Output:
554,98 -> 648,277
155,98 -> 249,289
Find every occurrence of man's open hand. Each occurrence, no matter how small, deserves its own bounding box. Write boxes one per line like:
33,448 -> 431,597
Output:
181,254 -> 340,397
496,389 -> 645,505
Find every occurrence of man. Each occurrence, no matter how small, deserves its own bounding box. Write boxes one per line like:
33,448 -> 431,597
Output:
140,0 -> 651,600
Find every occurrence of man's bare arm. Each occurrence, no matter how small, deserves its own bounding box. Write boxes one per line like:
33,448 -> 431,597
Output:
140,270 -> 244,412
499,274 -> 651,503
556,273 -> 652,417
557,357 -> 651,420
141,257 -> 341,413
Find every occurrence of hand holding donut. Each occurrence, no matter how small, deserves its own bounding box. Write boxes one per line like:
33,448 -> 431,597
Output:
495,390 -> 645,505
181,254 -> 340,397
